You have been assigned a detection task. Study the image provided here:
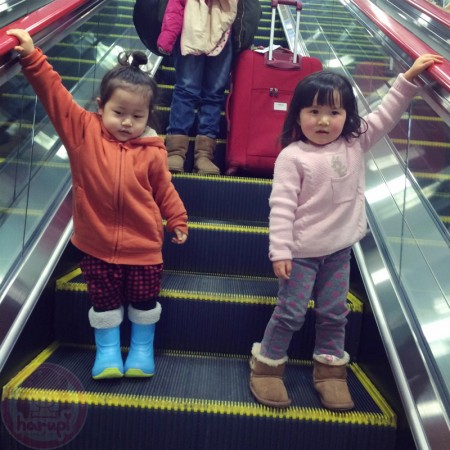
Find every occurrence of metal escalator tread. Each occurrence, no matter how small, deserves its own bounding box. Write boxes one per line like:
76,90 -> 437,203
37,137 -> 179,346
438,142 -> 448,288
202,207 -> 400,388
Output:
1,342 -> 396,450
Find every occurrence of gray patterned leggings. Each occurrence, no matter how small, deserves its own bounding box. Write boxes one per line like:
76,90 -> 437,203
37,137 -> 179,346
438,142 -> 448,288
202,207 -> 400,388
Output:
260,247 -> 351,360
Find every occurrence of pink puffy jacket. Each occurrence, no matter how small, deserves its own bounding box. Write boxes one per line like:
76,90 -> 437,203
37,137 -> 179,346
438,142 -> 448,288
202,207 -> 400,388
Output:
157,0 -> 186,54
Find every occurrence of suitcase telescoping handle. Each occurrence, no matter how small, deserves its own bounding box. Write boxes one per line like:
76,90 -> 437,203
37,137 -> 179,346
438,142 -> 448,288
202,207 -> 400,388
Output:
269,0 -> 303,63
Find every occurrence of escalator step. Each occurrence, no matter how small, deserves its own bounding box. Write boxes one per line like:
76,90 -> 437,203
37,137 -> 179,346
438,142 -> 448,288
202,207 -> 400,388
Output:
171,173 -> 272,223
1,343 -> 396,450
54,268 -> 363,360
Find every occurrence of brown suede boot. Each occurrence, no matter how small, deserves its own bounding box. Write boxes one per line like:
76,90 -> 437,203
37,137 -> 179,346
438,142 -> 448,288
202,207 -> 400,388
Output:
165,134 -> 190,173
194,135 -> 220,175
313,353 -> 354,411
249,343 -> 291,408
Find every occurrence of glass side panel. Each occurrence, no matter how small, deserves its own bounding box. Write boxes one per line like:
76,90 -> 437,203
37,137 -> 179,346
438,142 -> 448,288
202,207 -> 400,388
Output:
0,0 -> 146,288
297,0 -> 450,407
0,0 -> 53,28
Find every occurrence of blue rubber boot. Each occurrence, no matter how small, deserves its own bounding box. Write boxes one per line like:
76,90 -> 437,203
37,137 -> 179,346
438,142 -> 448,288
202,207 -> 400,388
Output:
124,303 -> 161,378
89,307 -> 124,380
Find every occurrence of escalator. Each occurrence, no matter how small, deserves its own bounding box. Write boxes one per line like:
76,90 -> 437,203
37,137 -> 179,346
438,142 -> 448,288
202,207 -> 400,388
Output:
0,0 -> 449,449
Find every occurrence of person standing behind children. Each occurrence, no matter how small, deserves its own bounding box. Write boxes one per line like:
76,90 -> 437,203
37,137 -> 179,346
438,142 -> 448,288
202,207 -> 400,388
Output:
157,0 -> 237,174
7,29 -> 188,380
249,54 -> 443,410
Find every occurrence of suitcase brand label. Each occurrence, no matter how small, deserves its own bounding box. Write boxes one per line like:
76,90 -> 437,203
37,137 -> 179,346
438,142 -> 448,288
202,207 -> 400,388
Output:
274,102 -> 288,111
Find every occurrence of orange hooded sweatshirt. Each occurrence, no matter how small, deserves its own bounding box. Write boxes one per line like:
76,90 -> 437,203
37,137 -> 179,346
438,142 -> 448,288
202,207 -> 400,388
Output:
20,48 -> 188,265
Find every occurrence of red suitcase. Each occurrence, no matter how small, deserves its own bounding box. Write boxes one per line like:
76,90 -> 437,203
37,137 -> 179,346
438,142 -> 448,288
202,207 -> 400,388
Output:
225,0 -> 322,176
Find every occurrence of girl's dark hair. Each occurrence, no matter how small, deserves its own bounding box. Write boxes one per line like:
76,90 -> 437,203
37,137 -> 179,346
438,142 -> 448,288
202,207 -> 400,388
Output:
98,51 -> 160,130
280,71 -> 367,148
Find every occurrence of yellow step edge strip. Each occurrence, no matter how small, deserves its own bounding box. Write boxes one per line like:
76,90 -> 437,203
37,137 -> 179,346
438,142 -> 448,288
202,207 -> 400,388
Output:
164,269 -> 276,281
287,359 -> 396,427
0,149 -> 70,167
48,56 -> 96,64
413,172 -> 450,181
85,21 -> 133,30
2,342 -> 60,397
55,285 -> 361,311
56,267 -> 276,302
162,290 -> 278,305
258,23 -> 366,35
55,269 -> 363,311
310,52 -> 389,61
351,364 -> 397,427
162,292 -> 361,312
3,386 -> 394,426
93,13 -> 131,19
172,172 -> 273,185
347,292 -> 364,313
0,208 -> 44,216
391,138 -> 450,148
402,115 -> 444,122
186,222 -> 268,234
55,267 -> 83,290
3,344 -> 394,427
56,268 -> 280,287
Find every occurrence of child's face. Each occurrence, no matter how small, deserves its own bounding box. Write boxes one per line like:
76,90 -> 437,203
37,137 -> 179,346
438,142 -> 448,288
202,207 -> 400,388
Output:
98,87 -> 150,142
298,91 -> 346,146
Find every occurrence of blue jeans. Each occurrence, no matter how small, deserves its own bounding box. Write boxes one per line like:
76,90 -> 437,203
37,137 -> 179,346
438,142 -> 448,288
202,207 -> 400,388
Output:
260,247 -> 351,360
167,38 -> 232,139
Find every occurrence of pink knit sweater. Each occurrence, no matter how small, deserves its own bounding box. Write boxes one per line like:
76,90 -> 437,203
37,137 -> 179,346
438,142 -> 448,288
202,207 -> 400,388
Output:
268,74 -> 419,261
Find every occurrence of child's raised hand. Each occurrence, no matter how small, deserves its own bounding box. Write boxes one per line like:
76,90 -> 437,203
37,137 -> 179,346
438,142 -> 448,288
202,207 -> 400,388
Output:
404,53 -> 444,83
6,29 -> 35,57
171,227 -> 188,245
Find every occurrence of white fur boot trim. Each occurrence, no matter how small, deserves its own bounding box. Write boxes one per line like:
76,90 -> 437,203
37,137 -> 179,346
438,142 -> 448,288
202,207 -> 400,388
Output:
89,306 -> 124,329
251,342 -> 288,367
313,351 -> 350,366
128,302 -> 162,325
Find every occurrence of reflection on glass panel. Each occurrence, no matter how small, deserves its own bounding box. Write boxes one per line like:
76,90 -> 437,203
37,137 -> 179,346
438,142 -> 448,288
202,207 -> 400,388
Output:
298,0 -> 450,238
0,0 -> 151,289
0,64 -> 32,284
352,63 -> 450,238
296,0 -> 450,400
0,0 -> 54,28
405,100 -> 450,234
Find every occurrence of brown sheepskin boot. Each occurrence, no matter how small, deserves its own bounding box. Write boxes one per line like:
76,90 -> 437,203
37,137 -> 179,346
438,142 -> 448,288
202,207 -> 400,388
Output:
313,353 -> 354,411
165,134 -> 190,173
249,343 -> 291,408
194,135 -> 220,175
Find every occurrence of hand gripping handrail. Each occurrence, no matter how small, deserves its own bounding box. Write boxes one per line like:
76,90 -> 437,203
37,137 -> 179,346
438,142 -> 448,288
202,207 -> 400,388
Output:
0,0 -> 89,56
352,0 -> 450,92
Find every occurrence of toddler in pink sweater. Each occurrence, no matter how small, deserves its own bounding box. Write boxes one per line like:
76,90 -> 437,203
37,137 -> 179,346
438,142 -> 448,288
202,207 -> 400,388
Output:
249,54 -> 443,411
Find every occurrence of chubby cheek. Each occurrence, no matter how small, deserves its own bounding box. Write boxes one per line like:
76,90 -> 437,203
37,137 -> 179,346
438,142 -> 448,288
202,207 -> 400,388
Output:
331,120 -> 345,136
136,122 -> 148,135
104,117 -> 119,132
299,118 -> 316,136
